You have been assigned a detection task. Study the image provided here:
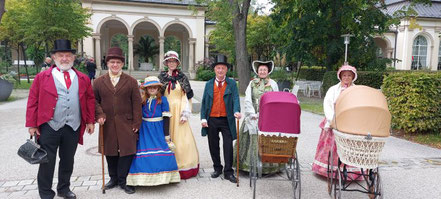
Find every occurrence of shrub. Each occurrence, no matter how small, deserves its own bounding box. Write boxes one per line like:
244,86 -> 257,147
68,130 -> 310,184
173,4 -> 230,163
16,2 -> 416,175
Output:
297,66 -> 326,81
270,69 -> 293,82
195,67 -> 237,81
196,69 -> 215,81
0,72 -> 17,84
322,71 -> 339,94
355,71 -> 387,89
382,72 -> 441,134
322,71 -> 388,93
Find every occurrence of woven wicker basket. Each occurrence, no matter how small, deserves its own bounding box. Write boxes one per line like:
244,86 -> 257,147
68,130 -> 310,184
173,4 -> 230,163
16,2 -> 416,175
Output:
334,130 -> 387,169
258,134 -> 298,163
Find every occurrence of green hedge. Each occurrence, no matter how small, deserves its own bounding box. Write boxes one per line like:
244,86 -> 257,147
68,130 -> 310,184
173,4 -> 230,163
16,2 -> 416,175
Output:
322,71 -> 387,93
382,72 -> 441,134
297,67 -> 326,81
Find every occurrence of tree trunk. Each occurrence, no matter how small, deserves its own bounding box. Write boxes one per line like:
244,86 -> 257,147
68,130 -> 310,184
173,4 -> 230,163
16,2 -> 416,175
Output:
4,41 -> 8,72
20,44 -> 31,83
229,0 -> 251,94
16,45 -> 20,85
0,0 -> 5,23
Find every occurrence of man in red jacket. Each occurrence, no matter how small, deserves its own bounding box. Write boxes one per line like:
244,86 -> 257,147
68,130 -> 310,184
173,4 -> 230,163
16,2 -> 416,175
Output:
26,39 -> 95,199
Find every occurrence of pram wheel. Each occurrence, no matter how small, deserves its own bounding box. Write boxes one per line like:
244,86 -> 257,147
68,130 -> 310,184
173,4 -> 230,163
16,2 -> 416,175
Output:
327,151 -> 334,195
368,168 -> 383,199
328,150 -> 341,199
290,153 -> 301,199
251,153 -> 259,199
333,162 -> 342,199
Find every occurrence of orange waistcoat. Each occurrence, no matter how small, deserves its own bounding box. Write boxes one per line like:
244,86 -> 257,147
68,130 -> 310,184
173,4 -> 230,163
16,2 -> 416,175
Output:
210,81 -> 227,117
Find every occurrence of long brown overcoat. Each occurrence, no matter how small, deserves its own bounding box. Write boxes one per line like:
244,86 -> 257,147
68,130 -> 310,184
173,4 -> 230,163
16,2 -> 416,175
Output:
94,72 -> 142,156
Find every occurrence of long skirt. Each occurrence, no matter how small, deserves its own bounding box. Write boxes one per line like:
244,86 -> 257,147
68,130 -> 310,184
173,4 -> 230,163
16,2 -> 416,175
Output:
165,83 -> 199,179
233,122 -> 284,174
312,118 -> 361,180
126,120 -> 180,186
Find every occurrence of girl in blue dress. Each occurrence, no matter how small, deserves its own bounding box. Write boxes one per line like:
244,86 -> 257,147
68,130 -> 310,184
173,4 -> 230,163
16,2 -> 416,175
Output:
126,76 -> 180,186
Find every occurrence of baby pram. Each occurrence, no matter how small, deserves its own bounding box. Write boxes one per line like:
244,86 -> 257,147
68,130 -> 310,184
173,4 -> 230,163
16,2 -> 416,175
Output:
250,91 -> 301,199
328,85 -> 391,199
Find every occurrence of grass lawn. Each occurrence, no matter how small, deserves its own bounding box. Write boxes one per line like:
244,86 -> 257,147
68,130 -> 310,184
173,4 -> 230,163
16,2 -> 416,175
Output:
14,80 -> 33,89
393,130 -> 441,149
298,95 -> 324,115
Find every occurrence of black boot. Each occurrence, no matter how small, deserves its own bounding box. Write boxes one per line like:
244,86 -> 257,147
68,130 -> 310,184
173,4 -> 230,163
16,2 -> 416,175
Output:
120,185 -> 135,194
104,178 -> 118,190
224,174 -> 237,183
211,170 -> 222,178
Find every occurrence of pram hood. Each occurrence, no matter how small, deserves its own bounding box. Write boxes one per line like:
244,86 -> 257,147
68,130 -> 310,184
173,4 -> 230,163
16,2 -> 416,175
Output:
258,92 -> 301,134
331,85 -> 391,137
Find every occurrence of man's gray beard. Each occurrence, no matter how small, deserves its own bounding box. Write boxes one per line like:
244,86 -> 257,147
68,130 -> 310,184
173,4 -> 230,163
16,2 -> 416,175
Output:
55,61 -> 73,71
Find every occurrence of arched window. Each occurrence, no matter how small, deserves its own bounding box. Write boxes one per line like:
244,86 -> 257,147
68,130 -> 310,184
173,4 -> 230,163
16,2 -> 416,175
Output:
411,35 -> 427,70
438,42 -> 441,70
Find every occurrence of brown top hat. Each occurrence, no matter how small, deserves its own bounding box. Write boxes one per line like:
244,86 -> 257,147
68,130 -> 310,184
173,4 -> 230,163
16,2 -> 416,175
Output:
105,47 -> 125,63
51,39 -> 76,54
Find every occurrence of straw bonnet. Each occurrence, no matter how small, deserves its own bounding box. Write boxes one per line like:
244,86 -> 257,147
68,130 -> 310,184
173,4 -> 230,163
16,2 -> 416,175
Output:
141,76 -> 163,88
337,64 -> 357,82
252,60 -> 274,75
163,51 -> 181,66
105,47 -> 125,63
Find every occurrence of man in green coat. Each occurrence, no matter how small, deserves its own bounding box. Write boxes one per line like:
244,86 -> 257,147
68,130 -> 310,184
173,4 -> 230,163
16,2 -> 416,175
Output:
200,54 -> 241,183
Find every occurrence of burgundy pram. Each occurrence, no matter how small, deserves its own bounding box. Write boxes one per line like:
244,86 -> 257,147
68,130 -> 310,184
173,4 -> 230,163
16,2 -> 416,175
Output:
250,91 -> 301,199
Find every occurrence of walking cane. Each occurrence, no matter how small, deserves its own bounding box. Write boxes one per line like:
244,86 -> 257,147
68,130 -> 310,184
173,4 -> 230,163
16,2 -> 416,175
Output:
99,125 -> 106,194
236,119 -> 240,187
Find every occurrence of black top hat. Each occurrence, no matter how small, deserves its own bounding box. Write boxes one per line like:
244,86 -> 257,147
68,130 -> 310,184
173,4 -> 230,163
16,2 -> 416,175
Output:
211,54 -> 232,69
51,39 -> 76,54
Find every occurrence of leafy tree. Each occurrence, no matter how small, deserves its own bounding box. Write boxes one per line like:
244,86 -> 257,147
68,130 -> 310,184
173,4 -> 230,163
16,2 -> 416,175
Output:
205,1 -> 235,59
111,34 -> 128,57
271,0 -> 431,71
197,0 -> 252,94
164,36 -> 181,56
247,14 -> 276,61
134,35 -> 159,63
0,0 -> 29,82
25,0 -> 92,55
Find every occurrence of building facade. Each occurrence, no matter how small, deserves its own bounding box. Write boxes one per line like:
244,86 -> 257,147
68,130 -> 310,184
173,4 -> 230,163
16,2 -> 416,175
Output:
81,0 -> 208,78
375,0 -> 441,70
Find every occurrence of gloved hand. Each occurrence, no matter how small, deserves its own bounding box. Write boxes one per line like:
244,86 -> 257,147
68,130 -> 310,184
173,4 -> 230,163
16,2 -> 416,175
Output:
250,113 -> 258,120
165,136 -> 176,152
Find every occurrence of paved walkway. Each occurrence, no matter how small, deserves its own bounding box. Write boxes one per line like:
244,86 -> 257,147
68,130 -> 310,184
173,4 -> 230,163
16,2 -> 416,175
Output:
1,80 -> 441,198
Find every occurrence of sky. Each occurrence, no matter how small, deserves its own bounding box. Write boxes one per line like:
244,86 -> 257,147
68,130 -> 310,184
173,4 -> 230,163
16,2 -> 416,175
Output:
254,0 -> 274,15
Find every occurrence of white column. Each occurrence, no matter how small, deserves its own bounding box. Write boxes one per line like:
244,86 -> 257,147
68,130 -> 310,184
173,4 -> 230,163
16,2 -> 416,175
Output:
182,39 -> 188,71
188,38 -> 196,79
159,36 -> 165,71
128,35 -> 134,74
93,34 -> 102,70
435,28 -> 441,70
205,36 -> 209,58
402,21 -> 409,70
77,40 -> 83,57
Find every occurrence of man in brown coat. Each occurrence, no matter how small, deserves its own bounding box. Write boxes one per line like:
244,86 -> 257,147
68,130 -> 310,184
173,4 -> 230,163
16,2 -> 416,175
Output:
93,47 -> 142,194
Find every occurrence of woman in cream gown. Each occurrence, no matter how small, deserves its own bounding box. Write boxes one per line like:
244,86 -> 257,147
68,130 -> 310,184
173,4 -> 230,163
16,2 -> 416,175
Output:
158,51 -> 199,179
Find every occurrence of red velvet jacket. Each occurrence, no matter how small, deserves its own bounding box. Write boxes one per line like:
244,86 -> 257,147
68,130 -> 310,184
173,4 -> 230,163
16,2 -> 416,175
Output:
25,65 -> 95,145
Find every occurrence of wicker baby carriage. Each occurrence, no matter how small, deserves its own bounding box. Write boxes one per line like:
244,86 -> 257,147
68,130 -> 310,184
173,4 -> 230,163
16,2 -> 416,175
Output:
250,91 -> 301,199
328,85 -> 391,199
